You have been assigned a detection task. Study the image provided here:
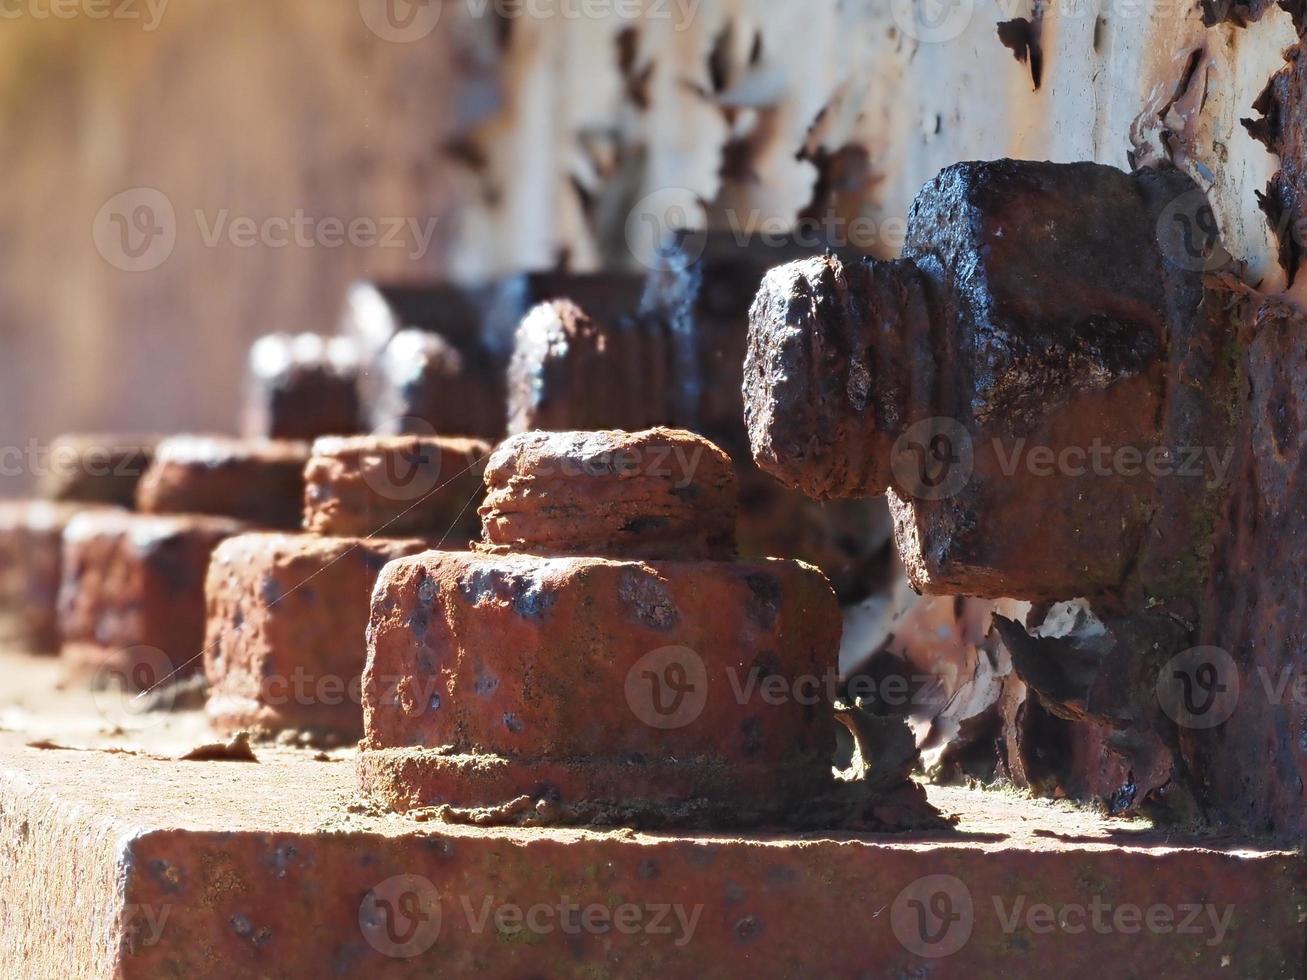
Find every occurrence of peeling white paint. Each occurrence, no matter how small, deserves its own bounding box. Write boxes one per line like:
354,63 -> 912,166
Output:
449,0 -> 1299,292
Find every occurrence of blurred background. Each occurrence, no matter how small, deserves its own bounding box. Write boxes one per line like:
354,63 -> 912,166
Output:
0,0 -> 1291,491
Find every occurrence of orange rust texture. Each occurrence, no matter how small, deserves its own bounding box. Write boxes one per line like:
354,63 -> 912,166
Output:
204,533 -> 431,744
303,435 -> 491,541
361,550 -> 839,814
137,437 -> 310,531
1194,299 -> 1307,831
0,501 -> 86,652
478,429 -> 739,561
1,745 -> 1304,978
59,510 -> 249,683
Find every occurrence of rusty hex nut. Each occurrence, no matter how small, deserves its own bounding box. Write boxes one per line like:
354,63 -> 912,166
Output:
506,299 -> 675,436
359,427 -> 842,826
59,509 -> 250,685
243,332 -> 363,441
303,434 -> 491,540
204,532 -> 430,743
477,428 -> 738,561
359,551 -> 839,821
747,160 -> 1233,602
0,500 -> 88,652
40,434 -> 159,508
137,436 -> 310,530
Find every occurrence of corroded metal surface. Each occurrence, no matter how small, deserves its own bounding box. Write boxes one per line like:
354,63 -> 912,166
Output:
501,235 -> 893,604
359,427 -> 933,829
1192,297 -> 1307,832
746,159 -> 1238,604
203,533 -> 430,745
1,735 -> 1303,978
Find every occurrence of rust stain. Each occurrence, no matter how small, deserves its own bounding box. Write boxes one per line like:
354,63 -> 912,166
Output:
1243,42 -> 1307,283
616,26 -> 653,112
996,17 -> 1044,90
1203,0 -> 1307,31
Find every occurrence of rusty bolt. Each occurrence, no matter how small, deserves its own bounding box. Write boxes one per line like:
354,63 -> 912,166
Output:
503,258 -> 894,604
505,300 -> 674,437
746,160 -> 1238,603
243,332 -> 363,442
359,427 -> 843,827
